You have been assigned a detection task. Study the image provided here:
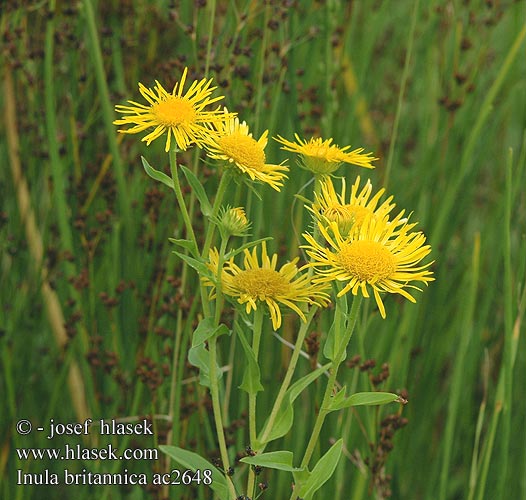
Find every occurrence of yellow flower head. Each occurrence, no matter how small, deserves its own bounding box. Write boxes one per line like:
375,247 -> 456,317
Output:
204,242 -> 330,330
302,216 -> 434,318
275,134 -> 377,174
203,109 -> 289,191
309,176 -> 397,235
114,67 -> 234,152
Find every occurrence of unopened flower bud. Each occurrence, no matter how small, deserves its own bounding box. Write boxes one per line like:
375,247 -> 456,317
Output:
218,206 -> 251,238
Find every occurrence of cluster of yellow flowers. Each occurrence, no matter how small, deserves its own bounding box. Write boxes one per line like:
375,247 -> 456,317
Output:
114,67 -> 433,328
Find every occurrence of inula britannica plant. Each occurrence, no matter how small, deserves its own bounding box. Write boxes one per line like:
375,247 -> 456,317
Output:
114,66 -> 434,499
6,4 -> 524,500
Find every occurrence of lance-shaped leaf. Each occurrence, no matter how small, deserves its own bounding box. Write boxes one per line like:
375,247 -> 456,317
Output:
159,446 -> 229,500
180,165 -> 213,217
173,251 -> 212,279
168,238 -> 197,257
141,156 -> 173,189
295,439 -> 343,499
192,317 -> 230,348
187,344 -> 222,388
257,363 -> 330,446
323,293 -> 348,362
223,237 -> 273,260
235,323 -> 264,395
240,450 -> 303,472
326,391 -> 401,411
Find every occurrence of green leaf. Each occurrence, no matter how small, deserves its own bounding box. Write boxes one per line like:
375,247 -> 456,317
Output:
292,468 -> 311,490
330,386 -> 347,409
240,450 -> 302,472
168,238 -> 197,256
296,439 -> 343,499
180,165 -> 213,217
288,363 -> 331,402
192,318 -> 230,348
141,156 -> 173,189
159,446 -> 230,500
187,344 -> 222,387
328,391 -> 400,411
293,193 -> 312,205
188,321 -> 230,386
173,251 -> 211,278
224,237 -> 273,260
257,363 -> 330,446
323,293 -> 348,362
258,399 -> 293,447
235,323 -> 264,395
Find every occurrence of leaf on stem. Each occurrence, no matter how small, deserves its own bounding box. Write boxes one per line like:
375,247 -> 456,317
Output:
141,156 -> 173,189
223,237 -> 273,260
295,439 -> 343,499
326,391 -> 401,411
180,165 -> 213,217
159,445 -> 230,500
323,292 -> 348,362
235,323 -> 264,395
240,450 -> 303,472
187,344 -> 222,388
192,317 -> 230,348
168,238 -> 198,257
257,363 -> 330,446
173,251 -> 212,279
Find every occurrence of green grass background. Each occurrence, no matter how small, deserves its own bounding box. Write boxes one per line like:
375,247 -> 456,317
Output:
1,0 -> 525,499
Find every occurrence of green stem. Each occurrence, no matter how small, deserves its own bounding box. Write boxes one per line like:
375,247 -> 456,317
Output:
208,336 -> 237,498
249,308 -> 264,444
298,295 -> 362,471
257,306 -> 319,446
213,237 -> 229,326
305,175 -> 326,278
246,307 -> 265,498
200,171 -> 231,317
202,172 -> 231,258
222,316 -> 238,423
169,148 -> 199,255
207,236 -> 236,497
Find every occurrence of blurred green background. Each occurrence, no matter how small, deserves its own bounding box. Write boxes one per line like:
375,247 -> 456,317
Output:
1,1 -> 525,499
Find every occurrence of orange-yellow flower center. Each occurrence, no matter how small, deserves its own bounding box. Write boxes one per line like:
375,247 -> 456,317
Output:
152,96 -> 197,126
336,241 -> 396,282
232,269 -> 290,298
218,133 -> 266,170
